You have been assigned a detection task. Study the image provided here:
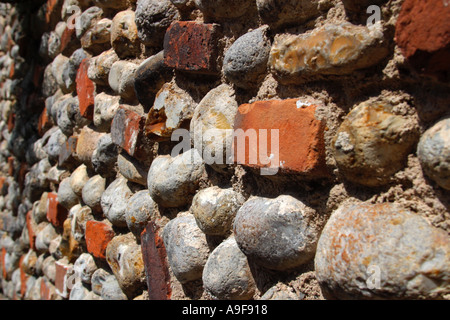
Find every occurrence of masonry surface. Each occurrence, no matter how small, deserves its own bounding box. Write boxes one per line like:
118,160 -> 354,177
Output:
0,0 -> 449,300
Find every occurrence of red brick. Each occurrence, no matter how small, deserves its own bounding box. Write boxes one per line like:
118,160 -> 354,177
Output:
32,65 -> 45,89
9,61 -> 15,79
18,162 -> 28,192
38,107 -> 53,137
85,221 -> 115,260
7,112 -> 15,132
26,211 -> 37,251
233,99 -> 329,177
1,248 -> 6,280
395,0 -> 450,81
141,222 -> 171,300
164,21 -> 220,74
0,176 -> 6,196
45,0 -> 64,30
76,59 -> 95,120
47,192 -> 69,228
111,107 -> 147,158
40,277 -> 58,300
55,261 -> 72,298
7,156 -> 14,176
60,25 -> 80,56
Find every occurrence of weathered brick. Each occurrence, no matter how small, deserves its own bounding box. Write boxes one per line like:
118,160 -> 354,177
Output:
7,112 -> 15,132
85,220 -> 115,260
47,192 -> 69,228
60,25 -> 80,56
7,156 -> 14,177
1,248 -> 7,280
233,99 -> 328,177
45,0 -> 64,31
111,107 -> 147,158
58,136 -> 79,169
55,260 -> 72,298
18,162 -> 28,192
26,211 -> 37,251
395,0 -> 450,82
141,222 -> 171,300
40,277 -> 59,300
164,21 -> 221,74
76,59 -> 95,120
38,107 -> 53,137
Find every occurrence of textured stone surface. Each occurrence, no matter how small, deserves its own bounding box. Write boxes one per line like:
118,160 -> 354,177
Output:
147,149 -> 205,208
105,233 -> 145,298
75,6 -> 103,39
162,214 -> 210,283
145,82 -> 196,139
191,186 -> 245,236
135,0 -> 180,47
100,175 -> 134,227
85,220 -> 115,259
234,195 -> 321,271
80,18 -> 112,56
395,0 -> 450,81
69,205 -> 94,243
269,22 -> 389,83
164,21 -> 221,74
57,177 -> 79,210
417,118 -> 450,190
62,48 -> 89,94
91,134 -> 119,176
69,164 -> 89,197
87,49 -> 119,86
81,175 -> 105,212
73,253 -> 97,284
125,190 -> 158,238
117,153 -> 149,186
91,268 -> 110,295
134,51 -> 173,109
108,61 -> 138,101
110,10 -> 140,59
100,274 -> 127,300
342,0 -> 388,13
75,126 -> 104,164
203,236 -> 256,300
194,0 -> 251,19
234,99 -> 328,177
93,93 -> 121,132
257,0 -> 331,29
315,203 -> 450,300
333,101 -> 419,187
223,26 -> 271,88
190,84 -> 238,169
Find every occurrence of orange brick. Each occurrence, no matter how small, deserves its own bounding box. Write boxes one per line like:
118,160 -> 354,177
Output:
47,192 -> 68,228
85,221 -> 115,259
233,99 -> 329,177
76,59 -> 95,120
